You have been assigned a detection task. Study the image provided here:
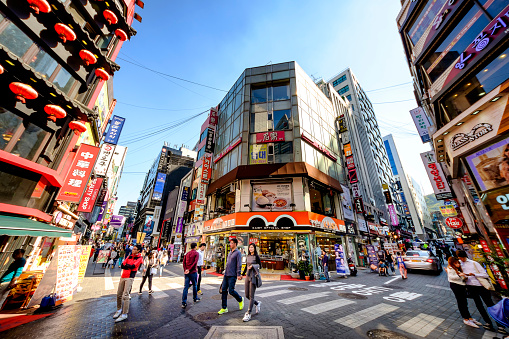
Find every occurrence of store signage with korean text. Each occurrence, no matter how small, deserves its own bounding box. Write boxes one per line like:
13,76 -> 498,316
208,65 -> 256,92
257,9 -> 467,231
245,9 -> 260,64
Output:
204,128 -> 215,154
301,133 -> 337,162
196,182 -> 207,205
309,215 -> 347,234
57,144 -> 99,203
346,156 -> 355,169
354,197 -> 364,214
94,143 -> 115,176
440,205 -> 458,217
249,144 -> 268,164
343,143 -> 352,157
388,204 -> 399,226
481,186 -> 509,225
208,106 -> 219,126
384,190 -> 392,204
214,137 -> 241,163
351,183 -> 361,198
445,217 -> 463,229
52,210 -> 76,229
410,107 -> 431,143
177,187 -> 190,217
77,178 -> 103,212
348,168 -> 358,184
201,155 -> 212,183
421,150 -> 453,200
95,188 -> 107,206
104,115 -> 125,145
256,131 -> 285,143
337,117 -> 347,133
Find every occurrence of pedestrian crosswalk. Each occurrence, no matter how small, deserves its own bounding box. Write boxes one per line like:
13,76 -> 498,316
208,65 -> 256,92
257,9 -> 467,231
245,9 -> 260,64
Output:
277,292 -> 331,305
335,304 -> 399,328
301,298 -> 355,314
398,313 -> 444,337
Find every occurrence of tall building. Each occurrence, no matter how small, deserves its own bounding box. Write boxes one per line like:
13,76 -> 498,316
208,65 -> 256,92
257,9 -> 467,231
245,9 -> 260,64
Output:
328,69 -> 402,230
409,176 -> 433,239
396,0 -> 509,250
119,201 -> 137,219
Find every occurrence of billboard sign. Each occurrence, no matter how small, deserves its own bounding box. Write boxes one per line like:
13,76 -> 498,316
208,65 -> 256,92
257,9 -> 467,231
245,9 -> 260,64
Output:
354,197 -> 364,214
250,144 -> 268,164
255,131 -> 285,143
95,143 -> 116,176
201,155 -> 212,183
204,128 -> 215,154
104,115 -> 125,145
410,107 -> 431,143
196,182 -> 207,205
388,204 -> 399,226
340,184 -> 355,221
421,151 -> 453,200
152,172 -> 166,200
252,183 -> 292,212
77,178 -> 103,213
208,106 -> 219,126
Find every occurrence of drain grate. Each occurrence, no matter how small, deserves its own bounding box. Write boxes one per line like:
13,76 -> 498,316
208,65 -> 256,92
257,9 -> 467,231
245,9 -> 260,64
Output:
194,312 -> 219,321
337,293 -> 368,300
211,294 -> 234,300
367,330 -> 411,339
288,287 -> 308,291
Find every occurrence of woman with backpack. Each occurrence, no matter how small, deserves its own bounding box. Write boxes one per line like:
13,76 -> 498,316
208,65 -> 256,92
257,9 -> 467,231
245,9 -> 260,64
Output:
139,251 -> 159,294
242,243 -> 262,322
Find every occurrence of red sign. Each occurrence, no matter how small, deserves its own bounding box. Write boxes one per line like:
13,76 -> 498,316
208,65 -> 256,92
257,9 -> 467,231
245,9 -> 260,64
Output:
56,144 -> 100,202
208,107 -> 219,126
201,155 -> 212,183
301,133 -> 337,162
346,156 -> 355,170
348,168 -> 358,184
214,137 -> 241,164
491,239 -> 504,257
249,238 -> 259,246
256,131 -> 285,143
445,217 -> 463,229
479,239 -> 491,253
77,178 -> 103,212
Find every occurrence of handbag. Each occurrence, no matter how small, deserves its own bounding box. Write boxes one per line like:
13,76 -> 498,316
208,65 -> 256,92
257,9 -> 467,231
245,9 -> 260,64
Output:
151,267 -> 158,275
474,264 -> 495,291
40,286 -> 56,308
255,272 -> 263,288
219,282 -> 223,294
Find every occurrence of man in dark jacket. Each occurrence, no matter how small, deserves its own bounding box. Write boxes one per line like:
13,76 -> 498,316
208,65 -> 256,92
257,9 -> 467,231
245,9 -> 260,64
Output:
114,245 -> 143,322
218,238 -> 244,315
181,243 -> 200,308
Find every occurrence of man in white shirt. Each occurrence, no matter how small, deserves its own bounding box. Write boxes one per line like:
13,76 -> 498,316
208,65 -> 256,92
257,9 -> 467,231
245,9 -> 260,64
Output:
457,250 -> 497,331
197,243 -> 206,295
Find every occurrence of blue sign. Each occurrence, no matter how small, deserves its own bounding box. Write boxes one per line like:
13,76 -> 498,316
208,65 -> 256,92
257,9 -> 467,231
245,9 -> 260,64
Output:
334,244 -> 350,275
152,172 -> 166,200
104,115 -> 125,145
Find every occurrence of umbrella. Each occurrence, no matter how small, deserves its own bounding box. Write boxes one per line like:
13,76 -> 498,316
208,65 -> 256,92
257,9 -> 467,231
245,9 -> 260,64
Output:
488,298 -> 509,328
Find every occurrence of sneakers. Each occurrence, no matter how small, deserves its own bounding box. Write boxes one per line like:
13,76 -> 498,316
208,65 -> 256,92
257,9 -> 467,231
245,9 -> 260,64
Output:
239,297 -> 244,310
113,310 -> 122,319
463,319 -> 479,328
243,312 -> 251,322
198,290 -> 203,295
138,291 -> 142,295
181,303 -> 187,309
194,298 -> 201,303
148,290 -> 153,294
255,301 -> 262,314
471,319 -> 482,326
218,308 -> 228,315
115,314 -> 128,323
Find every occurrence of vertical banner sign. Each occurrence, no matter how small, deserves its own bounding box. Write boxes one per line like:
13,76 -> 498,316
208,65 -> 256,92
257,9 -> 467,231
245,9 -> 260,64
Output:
204,129 -> 215,154
104,115 -> 125,145
340,184 -> 355,221
351,183 -> 361,198
94,143 -> 116,176
384,190 -> 392,204
208,106 -> 219,126
152,173 -> 166,200
335,244 -> 350,275
95,188 -> 107,206
410,107 -> 431,143
366,245 -> 379,270
196,182 -> 207,205
354,197 -> 364,214
388,204 -> 399,226
201,156 -> 212,183
421,151 -> 453,200
77,178 -> 103,212
57,144 -> 100,202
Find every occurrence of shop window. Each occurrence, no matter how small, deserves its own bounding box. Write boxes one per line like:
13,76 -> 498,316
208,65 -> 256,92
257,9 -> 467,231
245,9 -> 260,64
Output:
29,48 -> 58,80
0,110 -> 23,151
10,124 -> 49,160
251,87 -> 268,104
0,162 -> 41,207
0,15 -> 32,58
442,46 -> 509,121
273,109 -> 290,130
407,0 -> 449,45
309,182 -> 336,217
215,187 -> 235,214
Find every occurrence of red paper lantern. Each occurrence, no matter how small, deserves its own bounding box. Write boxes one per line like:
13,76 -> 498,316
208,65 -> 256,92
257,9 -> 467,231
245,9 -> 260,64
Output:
0,64 -> 4,74
103,10 -> 118,25
79,50 -> 97,66
44,105 -> 67,122
27,0 -> 51,14
95,68 -> 110,81
9,82 -> 38,103
69,121 -> 87,135
115,29 -> 128,41
55,23 -> 76,43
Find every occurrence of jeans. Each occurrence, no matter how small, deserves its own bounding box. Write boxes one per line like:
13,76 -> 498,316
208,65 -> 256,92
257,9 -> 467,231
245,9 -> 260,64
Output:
221,276 -> 242,309
116,278 -> 134,314
245,276 -> 259,313
323,264 -> 330,281
197,266 -> 202,290
468,285 -> 494,326
139,272 -> 153,292
450,282 -> 471,319
182,272 -> 198,304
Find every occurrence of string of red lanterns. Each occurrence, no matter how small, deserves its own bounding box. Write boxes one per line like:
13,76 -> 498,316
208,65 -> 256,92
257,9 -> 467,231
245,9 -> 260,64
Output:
103,10 -> 118,25
69,121 -> 87,135
54,23 -> 76,43
9,82 -> 38,103
44,104 -> 67,122
79,50 -> 97,66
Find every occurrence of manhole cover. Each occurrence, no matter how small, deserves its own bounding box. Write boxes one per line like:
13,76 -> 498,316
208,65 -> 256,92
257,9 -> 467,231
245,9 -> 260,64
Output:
211,294 -> 234,300
288,287 -> 308,291
383,285 -> 403,289
337,293 -> 368,300
367,329 -> 411,339
194,312 -> 219,321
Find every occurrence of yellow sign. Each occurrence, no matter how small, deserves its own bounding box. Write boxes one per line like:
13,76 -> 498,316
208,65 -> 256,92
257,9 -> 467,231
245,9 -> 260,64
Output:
78,245 -> 92,283
382,183 -> 389,190
440,205 -> 457,217
250,144 -> 267,164
137,232 -> 146,244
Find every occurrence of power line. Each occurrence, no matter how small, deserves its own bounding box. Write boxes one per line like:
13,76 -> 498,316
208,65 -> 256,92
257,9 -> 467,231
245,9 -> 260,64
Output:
116,101 -> 211,112
365,82 -> 412,92
372,99 -> 415,104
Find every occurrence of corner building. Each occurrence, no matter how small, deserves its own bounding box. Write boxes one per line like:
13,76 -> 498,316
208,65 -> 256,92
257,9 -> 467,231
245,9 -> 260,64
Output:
202,61 -> 357,276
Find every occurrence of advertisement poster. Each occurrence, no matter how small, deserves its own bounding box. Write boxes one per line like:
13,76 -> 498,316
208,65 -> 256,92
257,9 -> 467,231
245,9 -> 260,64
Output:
2,271 -> 44,310
104,115 -> 125,145
78,246 -> 91,283
357,215 -> 368,232
250,144 -> 268,164
421,151 -> 453,200
482,186 -> 509,225
297,234 -> 310,261
55,245 -> 80,305
366,245 -> 379,270
410,107 -> 431,143
252,183 -> 292,211
340,184 -> 355,221
96,250 -> 110,264
465,137 -> 509,191
143,215 -> 154,234
388,204 -> 399,226
334,244 -> 350,275
152,172 -> 166,200
440,205 -> 458,217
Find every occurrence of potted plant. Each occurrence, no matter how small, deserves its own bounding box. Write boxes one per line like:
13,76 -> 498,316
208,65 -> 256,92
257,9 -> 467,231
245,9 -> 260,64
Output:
297,261 -> 307,280
216,259 -> 224,274
304,262 -> 314,281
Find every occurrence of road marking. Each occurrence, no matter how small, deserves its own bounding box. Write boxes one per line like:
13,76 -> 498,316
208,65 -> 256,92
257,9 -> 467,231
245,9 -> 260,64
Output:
277,292 -> 331,305
398,313 -> 444,337
302,298 -> 356,314
383,276 -> 402,285
150,285 -> 168,299
335,303 -> 399,328
257,290 -> 293,298
200,284 -> 216,290
309,282 -> 346,287
167,282 -> 183,289
105,268 -> 114,290
425,284 -> 449,291
256,284 -> 295,291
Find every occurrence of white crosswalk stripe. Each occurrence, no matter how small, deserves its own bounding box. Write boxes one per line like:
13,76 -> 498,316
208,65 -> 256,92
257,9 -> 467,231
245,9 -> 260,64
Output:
105,268 -> 114,290
256,284 -> 295,291
301,298 -> 355,314
167,282 -> 183,289
150,284 -> 168,299
335,303 -> 399,328
257,289 -> 293,298
200,284 -> 216,290
398,313 -> 444,337
277,292 -> 331,305
425,284 -> 449,291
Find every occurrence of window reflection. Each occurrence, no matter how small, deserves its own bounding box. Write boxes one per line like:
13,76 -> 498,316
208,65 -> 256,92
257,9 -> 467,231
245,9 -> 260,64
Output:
251,84 -> 290,104
408,0 -> 448,45
0,17 -> 32,57
0,109 -> 23,151
272,85 -> 290,101
29,48 -> 58,79
251,87 -> 267,104
309,181 -> 336,217
273,109 -> 290,130
53,67 -> 74,93
11,123 -> 48,160
274,141 -> 293,163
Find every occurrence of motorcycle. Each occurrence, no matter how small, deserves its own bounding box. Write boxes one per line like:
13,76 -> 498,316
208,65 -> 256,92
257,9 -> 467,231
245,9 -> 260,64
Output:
347,257 -> 357,276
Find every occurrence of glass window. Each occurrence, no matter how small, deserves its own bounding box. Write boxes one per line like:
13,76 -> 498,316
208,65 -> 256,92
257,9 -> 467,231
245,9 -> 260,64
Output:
442,47 -> 509,120
29,48 -> 58,79
251,113 -> 267,133
337,85 -> 349,95
408,0 -> 448,45
332,75 -> 346,87
0,163 -> 40,206
309,182 -> 336,217
483,0 -> 508,18
423,5 -> 490,83
272,85 -> 290,101
199,129 -> 208,143
251,87 -> 267,104
273,109 -> 290,130
53,67 -> 74,94
274,141 -> 293,163
11,123 -> 49,160
346,95 -> 352,102
97,34 -> 114,50
0,19 -> 33,58
197,147 -> 205,160
0,109 -> 23,151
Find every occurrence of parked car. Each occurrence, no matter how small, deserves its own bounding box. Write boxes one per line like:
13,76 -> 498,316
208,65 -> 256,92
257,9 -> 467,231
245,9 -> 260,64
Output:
403,250 -> 442,274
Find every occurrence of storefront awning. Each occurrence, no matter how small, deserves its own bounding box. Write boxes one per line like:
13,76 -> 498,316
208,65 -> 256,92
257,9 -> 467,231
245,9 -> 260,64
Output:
0,215 -> 73,238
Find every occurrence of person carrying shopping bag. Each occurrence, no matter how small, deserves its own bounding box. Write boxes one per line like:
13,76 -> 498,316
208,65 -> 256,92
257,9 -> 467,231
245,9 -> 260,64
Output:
242,243 -> 262,322
139,251 -> 159,294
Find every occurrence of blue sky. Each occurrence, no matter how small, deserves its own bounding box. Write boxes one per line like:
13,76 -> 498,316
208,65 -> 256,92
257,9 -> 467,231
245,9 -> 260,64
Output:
113,0 -> 433,212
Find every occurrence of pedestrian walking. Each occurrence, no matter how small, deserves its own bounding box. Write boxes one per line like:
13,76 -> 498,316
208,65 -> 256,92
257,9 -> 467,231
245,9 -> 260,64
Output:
0,249 -> 26,308
446,257 -> 480,328
93,246 -> 100,262
159,250 -> 169,277
139,251 -> 158,294
196,243 -> 206,294
181,243 -> 201,308
395,252 -> 407,279
321,249 -> 330,282
218,238 -> 244,315
114,245 -> 143,323
118,247 -> 126,268
242,243 -> 262,322
457,250 -> 505,333
436,247 -> 444,265
385,250 -> 395,275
